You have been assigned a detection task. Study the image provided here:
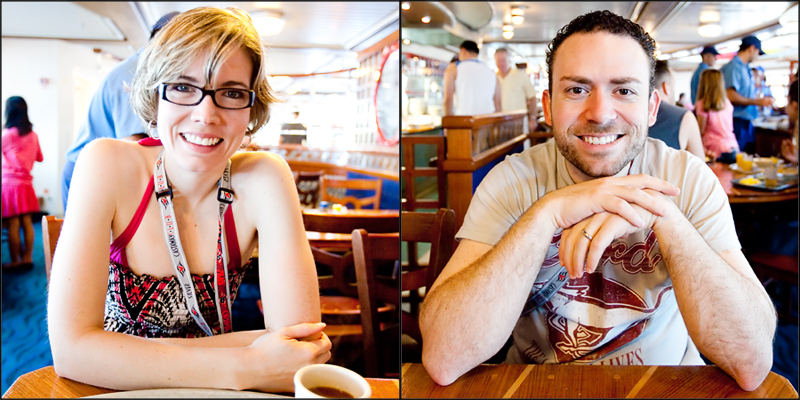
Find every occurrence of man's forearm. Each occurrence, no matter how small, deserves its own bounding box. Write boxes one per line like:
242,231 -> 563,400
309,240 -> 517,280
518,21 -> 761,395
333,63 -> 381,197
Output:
653,213 -> 775,391
420,201 -> 557,386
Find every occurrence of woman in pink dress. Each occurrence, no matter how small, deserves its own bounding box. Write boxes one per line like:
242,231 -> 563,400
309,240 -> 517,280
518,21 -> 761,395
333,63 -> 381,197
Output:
2,96 -> 43,269
695,69 -> 739,158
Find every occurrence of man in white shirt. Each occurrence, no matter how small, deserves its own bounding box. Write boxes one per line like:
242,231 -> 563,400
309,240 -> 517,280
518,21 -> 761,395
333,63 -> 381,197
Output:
420,10 -> 775,392
443,40 -> 501,116
494,48 -> 538,133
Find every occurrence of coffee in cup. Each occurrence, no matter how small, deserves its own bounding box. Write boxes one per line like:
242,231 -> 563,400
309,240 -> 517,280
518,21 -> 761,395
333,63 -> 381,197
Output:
294,364 -> 371,398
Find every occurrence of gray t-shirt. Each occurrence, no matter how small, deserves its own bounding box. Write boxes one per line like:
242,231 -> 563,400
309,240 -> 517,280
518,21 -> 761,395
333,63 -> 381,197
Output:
457,138 -> 740,366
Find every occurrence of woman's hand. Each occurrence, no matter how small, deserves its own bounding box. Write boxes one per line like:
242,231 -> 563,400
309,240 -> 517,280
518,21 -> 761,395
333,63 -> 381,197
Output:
781,138 -> 798,164
240,322 -> 332,392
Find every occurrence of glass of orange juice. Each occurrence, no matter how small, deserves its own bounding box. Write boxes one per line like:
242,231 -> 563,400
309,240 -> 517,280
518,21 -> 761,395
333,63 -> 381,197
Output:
736,153 -> 752,171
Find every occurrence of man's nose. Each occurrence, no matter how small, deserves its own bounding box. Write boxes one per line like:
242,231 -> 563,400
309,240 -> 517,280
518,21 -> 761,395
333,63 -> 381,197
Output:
583,91 -> 616,125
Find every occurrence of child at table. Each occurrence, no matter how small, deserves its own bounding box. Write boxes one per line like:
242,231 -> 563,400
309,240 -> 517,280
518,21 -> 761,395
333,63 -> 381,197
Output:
47,7 -> 330,393
695,69 -> 739,158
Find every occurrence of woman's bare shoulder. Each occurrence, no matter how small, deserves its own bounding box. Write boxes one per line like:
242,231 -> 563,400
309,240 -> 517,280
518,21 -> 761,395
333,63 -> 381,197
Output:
231,150 -> 292,180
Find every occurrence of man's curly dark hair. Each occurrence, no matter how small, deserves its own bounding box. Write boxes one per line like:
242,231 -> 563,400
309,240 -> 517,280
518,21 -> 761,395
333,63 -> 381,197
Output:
545,10 -> 658,96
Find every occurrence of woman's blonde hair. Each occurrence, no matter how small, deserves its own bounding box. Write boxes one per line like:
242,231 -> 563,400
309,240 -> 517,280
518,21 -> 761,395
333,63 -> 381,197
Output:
696,69 -> 727,112
130,7 -> 278,136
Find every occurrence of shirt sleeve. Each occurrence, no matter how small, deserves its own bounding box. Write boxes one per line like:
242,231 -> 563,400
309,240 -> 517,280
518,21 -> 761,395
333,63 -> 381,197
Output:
522,74 -> 537,100
721,64 -> 742,92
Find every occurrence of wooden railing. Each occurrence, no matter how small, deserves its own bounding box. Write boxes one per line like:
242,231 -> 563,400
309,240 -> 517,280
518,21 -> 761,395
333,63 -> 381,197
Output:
401,133 -> 447,211
258,144 -> 399,181
441,111 -> 530,230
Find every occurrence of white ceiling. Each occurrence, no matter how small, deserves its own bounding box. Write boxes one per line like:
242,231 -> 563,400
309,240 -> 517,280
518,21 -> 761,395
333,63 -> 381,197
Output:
401,1 -> 798,72
2,1 -> 399,75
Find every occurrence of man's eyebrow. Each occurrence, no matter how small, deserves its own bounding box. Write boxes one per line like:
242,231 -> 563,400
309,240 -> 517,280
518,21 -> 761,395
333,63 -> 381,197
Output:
558,76 -> 644,86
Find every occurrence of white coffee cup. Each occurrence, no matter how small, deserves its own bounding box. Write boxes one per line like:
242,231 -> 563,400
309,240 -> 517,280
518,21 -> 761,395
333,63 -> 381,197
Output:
294,364 -> 371,398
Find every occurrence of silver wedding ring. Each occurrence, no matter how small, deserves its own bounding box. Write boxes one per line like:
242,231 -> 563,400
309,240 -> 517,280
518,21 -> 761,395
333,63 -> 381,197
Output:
581,228 -> 594,241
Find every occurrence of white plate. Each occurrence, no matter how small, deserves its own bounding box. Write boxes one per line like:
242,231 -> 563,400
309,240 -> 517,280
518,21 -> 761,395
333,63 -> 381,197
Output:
82,388 -> 290,398
728,164 -> 761,174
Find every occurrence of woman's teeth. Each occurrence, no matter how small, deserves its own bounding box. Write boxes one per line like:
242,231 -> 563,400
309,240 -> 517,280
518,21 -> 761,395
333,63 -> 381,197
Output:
182,133 -> 221,146
582,135 -> 618,145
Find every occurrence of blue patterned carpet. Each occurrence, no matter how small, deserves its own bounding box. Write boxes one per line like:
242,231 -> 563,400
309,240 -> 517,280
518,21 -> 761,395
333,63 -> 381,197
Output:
1,220 -> 798,394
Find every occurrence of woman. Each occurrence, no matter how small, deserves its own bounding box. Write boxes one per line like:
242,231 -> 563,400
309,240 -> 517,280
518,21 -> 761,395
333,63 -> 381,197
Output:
2,96 -> 43,269
780,78 -> 798,164
695,69 -> 739,158
47,7 -> 331,393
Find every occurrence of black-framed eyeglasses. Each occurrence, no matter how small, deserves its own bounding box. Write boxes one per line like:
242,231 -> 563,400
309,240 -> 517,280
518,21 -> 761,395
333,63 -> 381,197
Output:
160,83 -> 255,110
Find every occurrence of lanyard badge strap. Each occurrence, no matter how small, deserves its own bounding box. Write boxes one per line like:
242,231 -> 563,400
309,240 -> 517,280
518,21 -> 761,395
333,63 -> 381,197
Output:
153,151 -> 234,336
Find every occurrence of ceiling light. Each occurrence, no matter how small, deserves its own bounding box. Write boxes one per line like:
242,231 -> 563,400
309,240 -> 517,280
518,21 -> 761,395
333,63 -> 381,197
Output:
403,39 -> 410,45
511,15 -> 524,25
251,10 -> 285,36
421,16 -> 431,24
699,10 -> 720,23
511,6 -> 525,16
401,2 -> 410,10
503,24 -> 514,32
698,23 -> 722,38
502,30 -> 514,40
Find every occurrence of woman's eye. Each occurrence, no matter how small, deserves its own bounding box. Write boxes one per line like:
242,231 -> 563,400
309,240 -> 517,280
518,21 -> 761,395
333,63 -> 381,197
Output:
223,90 -> 243,98
173,85 -> 194,92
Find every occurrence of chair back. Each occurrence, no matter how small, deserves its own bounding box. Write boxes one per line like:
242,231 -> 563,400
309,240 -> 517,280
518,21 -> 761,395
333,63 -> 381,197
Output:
352,230 -> 401,378
294,170 -> 323,209
42,215 -> 64,283
320,177 -> 382,210
401,209 -> 456,295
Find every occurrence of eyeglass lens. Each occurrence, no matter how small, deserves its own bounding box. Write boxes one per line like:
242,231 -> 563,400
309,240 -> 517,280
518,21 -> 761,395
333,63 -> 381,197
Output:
163,84 -> 251,109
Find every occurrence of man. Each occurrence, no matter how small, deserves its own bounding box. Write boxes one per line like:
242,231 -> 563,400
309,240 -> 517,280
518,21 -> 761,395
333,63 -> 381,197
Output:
419,10 -> 775,392
494,48 -> 537,133
443,40 -> 501,116
649,60 -> 705,159
751,66 -> 774,117
720,35 -> 774,154
61,12 -> 179,210
690,46 -> 718,106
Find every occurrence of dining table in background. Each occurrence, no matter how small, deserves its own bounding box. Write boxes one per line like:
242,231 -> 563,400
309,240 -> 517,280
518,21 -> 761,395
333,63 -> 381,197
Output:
2,366 -> 399,398
401,363 -> 798,398
708,161 -> 798,204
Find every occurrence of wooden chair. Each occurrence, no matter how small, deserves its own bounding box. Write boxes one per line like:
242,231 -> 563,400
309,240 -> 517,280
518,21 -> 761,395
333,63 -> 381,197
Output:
303,211 -> 399,370
748,251 -> 798,324
352,230 -> 401,378
401,209 -> 456,316
294,170 -> 323,209
352,208 -> 456,377
320,177 -> 382,210
42,215 -> 64,283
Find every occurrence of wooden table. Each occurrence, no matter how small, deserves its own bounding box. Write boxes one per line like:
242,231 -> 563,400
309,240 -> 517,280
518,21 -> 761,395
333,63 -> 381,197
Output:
2,366 -> 399,398
401,363 -> 798,398
709,162 -> 798,204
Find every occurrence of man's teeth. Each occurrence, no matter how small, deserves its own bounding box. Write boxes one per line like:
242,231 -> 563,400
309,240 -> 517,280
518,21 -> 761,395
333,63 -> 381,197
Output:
183,133 -> 221,146
582,135 -> 618,145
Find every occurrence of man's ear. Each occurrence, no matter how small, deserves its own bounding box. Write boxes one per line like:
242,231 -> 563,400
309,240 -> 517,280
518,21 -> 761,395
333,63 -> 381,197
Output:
542,89 -> 552,126
661,81 -> 671,99
649,90 -> 661,127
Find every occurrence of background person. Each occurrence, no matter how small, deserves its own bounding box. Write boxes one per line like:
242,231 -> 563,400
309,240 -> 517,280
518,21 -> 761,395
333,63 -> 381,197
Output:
720,35 -> 774,154
1,96 -> 43,270
649,60 -> 705,158
61,11 -> 179,210
781,78 -> 798,164
47,7 -> 330,393
494,47 -> 537,133
690,46 -> 719,106
419,10 -> 775,392
676,93 -> 694,112
695,69 -> 739,158
443,40 -> 501,116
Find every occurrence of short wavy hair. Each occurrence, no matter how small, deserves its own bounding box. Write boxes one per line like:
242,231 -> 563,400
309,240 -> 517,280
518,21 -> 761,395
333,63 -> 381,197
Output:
545,10 -> 658,96
130,7 -> 278,136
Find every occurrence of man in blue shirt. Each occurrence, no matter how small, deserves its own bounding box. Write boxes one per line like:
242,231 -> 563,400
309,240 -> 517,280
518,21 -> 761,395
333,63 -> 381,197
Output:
61,12 -> 178,210
720,36 -> 774,154
689,46 -> 718,107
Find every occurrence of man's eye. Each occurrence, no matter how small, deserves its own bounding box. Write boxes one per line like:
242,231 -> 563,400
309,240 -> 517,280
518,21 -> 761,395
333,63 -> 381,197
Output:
568,87 -> 585,95
618,88 -> 633,96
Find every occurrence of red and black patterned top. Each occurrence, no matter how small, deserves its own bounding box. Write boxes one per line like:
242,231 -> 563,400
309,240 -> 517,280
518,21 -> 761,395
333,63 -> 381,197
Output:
103,139 -> 251,337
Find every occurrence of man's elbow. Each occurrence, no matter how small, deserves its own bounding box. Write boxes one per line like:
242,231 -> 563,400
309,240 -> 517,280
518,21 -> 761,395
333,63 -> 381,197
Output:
421,350 -> 459,386
733,365 -> 770,392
